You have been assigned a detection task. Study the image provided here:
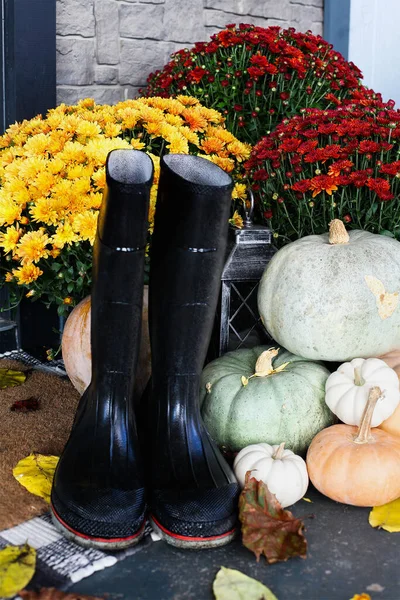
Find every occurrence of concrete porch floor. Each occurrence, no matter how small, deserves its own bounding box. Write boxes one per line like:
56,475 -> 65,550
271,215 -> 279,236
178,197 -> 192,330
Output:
69,488 -> 399,600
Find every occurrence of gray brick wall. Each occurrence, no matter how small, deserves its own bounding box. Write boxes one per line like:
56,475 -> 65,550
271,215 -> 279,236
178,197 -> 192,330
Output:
56,0 -> 324,105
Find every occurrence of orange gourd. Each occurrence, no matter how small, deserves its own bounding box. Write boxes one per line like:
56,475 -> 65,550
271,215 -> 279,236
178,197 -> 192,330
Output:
307,387 -> 400,506
379,350 -> 400,437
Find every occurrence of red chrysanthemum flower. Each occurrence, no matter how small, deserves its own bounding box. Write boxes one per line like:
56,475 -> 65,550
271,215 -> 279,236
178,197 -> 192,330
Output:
245,99 -> 400,245
143,24 -> 365,145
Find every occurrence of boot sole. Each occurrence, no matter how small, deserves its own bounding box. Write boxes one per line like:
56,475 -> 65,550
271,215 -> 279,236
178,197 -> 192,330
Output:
51,505 -> 146,551
150,515 -> 237,550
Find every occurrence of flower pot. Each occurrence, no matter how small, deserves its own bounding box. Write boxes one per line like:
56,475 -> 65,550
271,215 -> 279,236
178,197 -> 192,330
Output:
61,286 -> 151,399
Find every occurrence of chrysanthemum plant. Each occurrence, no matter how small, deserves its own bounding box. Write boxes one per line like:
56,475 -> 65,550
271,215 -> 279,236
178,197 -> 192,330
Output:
143,23 -> 364,145
244,93 -> 400,245
0,97 -> 250,316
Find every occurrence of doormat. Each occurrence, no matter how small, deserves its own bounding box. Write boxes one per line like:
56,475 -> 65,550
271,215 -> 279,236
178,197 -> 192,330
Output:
0,513 -> 155,597
0,352 -> 81,530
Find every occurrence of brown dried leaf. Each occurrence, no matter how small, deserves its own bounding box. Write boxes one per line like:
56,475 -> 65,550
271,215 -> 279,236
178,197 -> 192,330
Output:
239,473 -> 307,564
10,398 -> 40,412
19,588 -> 103,600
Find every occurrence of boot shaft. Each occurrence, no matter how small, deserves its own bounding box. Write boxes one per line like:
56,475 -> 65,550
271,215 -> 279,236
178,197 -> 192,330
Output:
148,154 -> 236,490
150,154 -> 233,375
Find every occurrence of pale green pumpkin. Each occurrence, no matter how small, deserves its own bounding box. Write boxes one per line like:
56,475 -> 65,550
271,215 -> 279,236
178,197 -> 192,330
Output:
200,346 -> 334,455
258,220 -> 400,362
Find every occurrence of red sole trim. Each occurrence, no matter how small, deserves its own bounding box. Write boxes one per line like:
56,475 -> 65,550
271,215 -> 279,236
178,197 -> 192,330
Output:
151,514 -> 236,542
51,504 -> 145,544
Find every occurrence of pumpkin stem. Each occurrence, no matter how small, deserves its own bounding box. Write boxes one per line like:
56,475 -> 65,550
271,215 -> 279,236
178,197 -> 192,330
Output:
354,386 -> 382,444
253,348 -> 279,377
329,219 -> 350,245
273,442 -> 286,460
354,366 -> 365,387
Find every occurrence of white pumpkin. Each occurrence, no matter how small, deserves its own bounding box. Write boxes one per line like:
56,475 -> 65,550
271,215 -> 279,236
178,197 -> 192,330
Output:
233,442 -> 309,508
325,358 -> 400,426
258,220 -> 400,361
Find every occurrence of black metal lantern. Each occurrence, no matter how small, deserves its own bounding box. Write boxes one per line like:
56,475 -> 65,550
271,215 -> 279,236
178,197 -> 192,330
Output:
210,192 -> 276,358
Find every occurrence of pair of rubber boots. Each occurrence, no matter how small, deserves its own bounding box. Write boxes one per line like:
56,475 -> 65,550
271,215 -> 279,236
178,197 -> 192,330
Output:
50,150 -> 240,550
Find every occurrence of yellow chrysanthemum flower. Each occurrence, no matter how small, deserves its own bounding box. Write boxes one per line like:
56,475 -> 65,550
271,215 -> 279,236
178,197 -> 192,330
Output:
23,133 -> 51,157
205,155 -> 235,173
145,122 -> 163,137
104,123 -> 122,138
92,168 -> 106,189
32,171 -> 55,196
58,141 -> 87,164
5,272 -> 14,282
182,109 -> 209,132
167,133 -> 189,154
176,95 -> 200,107
14,229 -> 50,264
232,183 -> 247,201
13,263 -> 43,285
0,197 -> 22,226
164,114 -> 184,128
86,192 -> 103,210
130,138 -> 146,150
72,210 -> 98,244
229,210 -> 244,229
201,137 -> 225,155
227,141 -> 252,162
0,225 -> 22,253
76,121 -> 102,141
18,156 -> 47,180
52,222 -> 78,249
207,126 -> 236,143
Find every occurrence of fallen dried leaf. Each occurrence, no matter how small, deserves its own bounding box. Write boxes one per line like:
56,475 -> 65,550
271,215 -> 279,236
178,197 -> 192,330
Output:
369,498 -> 400,532
13,453 -> 59,503
10,398 -> 40,412
349,594 -> 371,600
0,368 -> 26,389
0,544 -> 36,598
213,567 -> 278,600
19,588 -> 103,599
239,473 -> 307,563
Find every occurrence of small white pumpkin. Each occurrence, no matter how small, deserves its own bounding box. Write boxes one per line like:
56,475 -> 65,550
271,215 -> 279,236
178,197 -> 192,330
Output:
325,357 -> 400,426
233,442 -> 309,508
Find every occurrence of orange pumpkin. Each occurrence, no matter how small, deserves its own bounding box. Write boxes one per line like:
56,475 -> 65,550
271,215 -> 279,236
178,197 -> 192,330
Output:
379,350 -> 400,437
307,387 -> 400,506
62,286 -> 151,398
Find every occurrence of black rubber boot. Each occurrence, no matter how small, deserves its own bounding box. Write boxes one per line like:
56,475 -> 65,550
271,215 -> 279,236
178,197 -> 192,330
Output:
51,149 -> 153,550
148,154 -> 240,549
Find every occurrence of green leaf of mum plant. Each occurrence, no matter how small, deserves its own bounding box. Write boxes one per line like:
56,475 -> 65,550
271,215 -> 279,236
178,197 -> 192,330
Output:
0,368 -> 26,389
213,567 -> 278,600
0,544 -> 36,598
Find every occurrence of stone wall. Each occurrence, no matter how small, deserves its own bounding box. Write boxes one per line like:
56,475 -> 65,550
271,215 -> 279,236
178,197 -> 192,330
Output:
56,0 -> 324,105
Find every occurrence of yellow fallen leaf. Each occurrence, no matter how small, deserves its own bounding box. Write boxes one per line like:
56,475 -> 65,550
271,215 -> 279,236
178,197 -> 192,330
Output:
213,567 -> 278,600
349,595 -> 371,600
13,453 -> 59,503
302,497 -> 312,503
0,368 -> 26,389
241,376 -> 249,387
369,497 -> 400,532
0,544 -> 36,598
